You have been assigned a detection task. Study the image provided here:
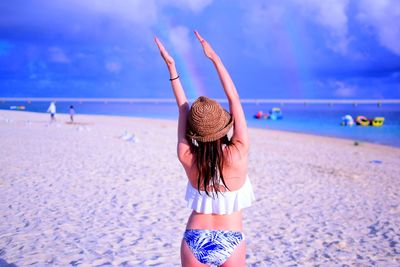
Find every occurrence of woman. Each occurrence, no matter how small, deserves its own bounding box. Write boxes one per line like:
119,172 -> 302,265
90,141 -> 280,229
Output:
155,31 -> 255,267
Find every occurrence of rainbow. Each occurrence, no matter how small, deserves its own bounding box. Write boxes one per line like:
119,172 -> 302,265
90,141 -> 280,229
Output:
175,49 -> 207,99
154,20 -> 207,100
277,17 -> 312,98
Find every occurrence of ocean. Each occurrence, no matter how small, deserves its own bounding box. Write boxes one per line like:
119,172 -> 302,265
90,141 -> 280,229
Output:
1,100 -> 399,147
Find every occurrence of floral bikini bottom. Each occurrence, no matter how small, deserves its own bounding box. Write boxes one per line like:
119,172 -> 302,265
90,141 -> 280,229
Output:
183,229 -> 244,266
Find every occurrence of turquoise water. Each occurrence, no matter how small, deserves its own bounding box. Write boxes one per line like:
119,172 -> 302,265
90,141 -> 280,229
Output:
245,103 -> 400,147
1,101 -> 399,147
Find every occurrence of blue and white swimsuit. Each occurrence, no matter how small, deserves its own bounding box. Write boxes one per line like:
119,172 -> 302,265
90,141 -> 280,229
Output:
184,176 -> 255,266
184,229 -> 244,267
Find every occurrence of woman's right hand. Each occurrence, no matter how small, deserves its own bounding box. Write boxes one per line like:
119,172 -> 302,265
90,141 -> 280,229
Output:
155,37 -> 175,66
194,31 -> 218,61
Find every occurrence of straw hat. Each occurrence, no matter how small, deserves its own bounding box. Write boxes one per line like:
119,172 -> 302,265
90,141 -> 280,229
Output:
187,96 -> 234,142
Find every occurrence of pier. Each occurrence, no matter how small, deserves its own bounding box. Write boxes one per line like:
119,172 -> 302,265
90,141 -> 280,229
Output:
1,97 -> 400,105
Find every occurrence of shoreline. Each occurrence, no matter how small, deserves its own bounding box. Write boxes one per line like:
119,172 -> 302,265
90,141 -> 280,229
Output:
2,109 -> 399,150
1,109 -> 400,265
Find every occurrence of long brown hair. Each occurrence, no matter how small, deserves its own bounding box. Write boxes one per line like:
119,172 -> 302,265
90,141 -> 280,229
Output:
189,135 -> 234,196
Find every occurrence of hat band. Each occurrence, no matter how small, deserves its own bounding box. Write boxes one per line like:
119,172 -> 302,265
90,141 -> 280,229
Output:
187,117 -> 234,142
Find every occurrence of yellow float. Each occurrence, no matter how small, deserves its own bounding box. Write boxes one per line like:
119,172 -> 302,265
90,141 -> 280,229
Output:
372,117 -> 384,127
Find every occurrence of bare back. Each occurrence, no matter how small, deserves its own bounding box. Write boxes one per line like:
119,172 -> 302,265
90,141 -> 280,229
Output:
182,143 -> 248,192
179,142 -> 248,231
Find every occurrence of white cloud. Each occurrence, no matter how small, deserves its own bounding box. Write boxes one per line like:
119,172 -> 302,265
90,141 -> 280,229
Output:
242,0 -> 400,56
292,0 -> 350,54
69,0 -> 159,25
245,3 -> 284,30
241,2 -> 286,58
166,0 -> 214,13
295,0 -> 349,35
168,25 -> 191,54
14,0 -> 213,27
0,0 -> 213,39
357,0 -> 400,55
330,80 -> 357,97
242,0 -> 351,54
105,62 -> 122,73
48,47 -> 70,63
0,0 -> 217,57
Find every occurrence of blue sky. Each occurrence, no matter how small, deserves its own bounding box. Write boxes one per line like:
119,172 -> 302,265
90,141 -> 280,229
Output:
0,0 -> 399,99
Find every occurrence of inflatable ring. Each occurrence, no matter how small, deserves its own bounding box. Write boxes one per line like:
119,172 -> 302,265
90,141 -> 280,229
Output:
356,116 -> 370,126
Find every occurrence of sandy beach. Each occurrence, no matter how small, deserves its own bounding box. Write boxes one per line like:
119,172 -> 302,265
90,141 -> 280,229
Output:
0,109 -> 399,266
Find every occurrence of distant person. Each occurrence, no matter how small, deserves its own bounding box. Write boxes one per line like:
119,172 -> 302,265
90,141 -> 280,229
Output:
47,102 -> 56,122
69,105 -> 75,123
156,31 -> 254,266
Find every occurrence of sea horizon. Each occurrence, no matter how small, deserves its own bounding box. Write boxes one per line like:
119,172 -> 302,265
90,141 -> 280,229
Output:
2,97 -> 400,104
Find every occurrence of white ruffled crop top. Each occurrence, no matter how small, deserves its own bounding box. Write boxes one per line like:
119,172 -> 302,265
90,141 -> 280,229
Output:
185,176 -> 255,215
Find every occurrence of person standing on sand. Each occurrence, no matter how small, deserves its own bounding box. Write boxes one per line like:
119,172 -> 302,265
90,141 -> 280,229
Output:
69,105 -> 75,123
47,101 -> 56,122
155,31 -> 255,266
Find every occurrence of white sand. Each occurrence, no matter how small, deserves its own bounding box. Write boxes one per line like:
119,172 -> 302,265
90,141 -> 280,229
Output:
0,110 -> 399,266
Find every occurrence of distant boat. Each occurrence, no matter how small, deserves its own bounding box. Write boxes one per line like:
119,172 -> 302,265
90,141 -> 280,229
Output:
10,105 -> 26,110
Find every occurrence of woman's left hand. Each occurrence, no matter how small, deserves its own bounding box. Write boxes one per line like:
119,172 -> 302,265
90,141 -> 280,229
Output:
155,37 -> 175,66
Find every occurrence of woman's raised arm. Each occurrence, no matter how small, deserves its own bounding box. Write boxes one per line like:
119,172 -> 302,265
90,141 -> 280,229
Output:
155,37 -> 192,162
194,31 -> 249,151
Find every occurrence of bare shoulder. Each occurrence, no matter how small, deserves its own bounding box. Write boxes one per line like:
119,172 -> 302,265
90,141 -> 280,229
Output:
178,147 -> 194,170
224,142 -> 248,174
226,141 -> 248,160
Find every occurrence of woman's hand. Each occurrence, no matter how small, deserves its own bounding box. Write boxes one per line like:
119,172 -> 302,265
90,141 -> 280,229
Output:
155,37 -> 175,66
194,31 -> 218,61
